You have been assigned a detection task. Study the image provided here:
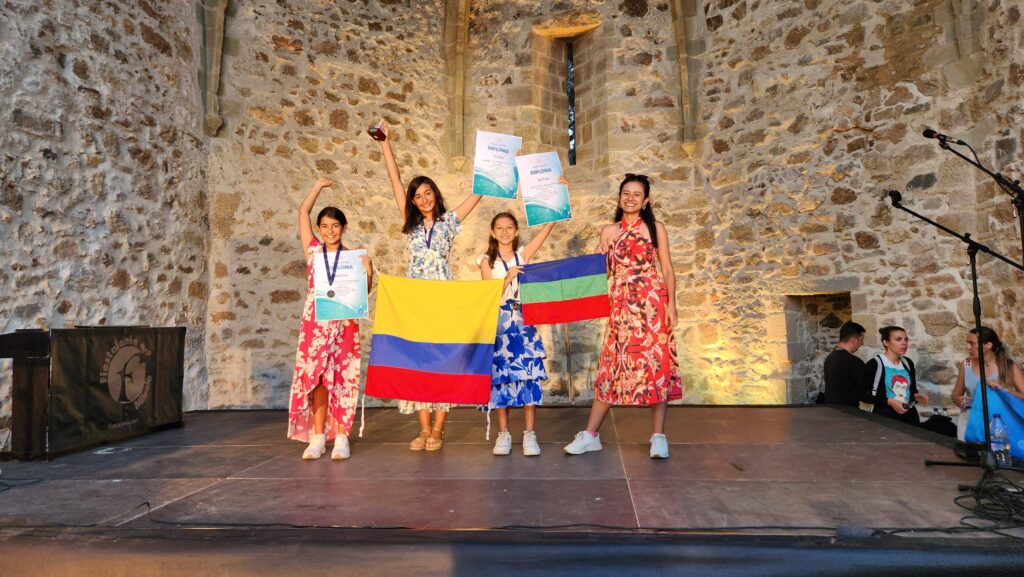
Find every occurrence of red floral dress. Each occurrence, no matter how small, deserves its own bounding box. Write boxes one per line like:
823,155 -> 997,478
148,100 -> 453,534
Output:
287,238 -> 362,442
594,218 -> 683,405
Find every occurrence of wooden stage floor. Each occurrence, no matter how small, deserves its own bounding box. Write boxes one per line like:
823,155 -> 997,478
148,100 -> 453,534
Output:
1,406 -> 1022,576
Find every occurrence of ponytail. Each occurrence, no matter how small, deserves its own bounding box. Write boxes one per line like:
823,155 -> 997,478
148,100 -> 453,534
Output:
971,326 -> 1019,393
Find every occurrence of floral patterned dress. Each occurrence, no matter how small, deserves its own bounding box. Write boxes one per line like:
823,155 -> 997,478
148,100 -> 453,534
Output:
479,250 -> 547,409
287,237 -> 362,441
594,218 -> 683,405
398,211 -> 462,414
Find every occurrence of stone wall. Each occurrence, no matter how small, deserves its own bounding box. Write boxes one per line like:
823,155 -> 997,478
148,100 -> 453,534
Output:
203,0 -> 451,408
2,0 -> 1021,420
0,0 -> 209,438
199,0 -> 1024,410
692,0 -> 1024,403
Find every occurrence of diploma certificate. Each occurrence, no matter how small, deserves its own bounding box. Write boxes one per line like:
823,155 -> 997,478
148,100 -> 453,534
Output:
516,152 -> 572,226
472,131 -> 522,199
313,249 -> 368,321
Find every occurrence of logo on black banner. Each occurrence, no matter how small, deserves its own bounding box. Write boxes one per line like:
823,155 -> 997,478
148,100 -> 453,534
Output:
99,337 -> 153,409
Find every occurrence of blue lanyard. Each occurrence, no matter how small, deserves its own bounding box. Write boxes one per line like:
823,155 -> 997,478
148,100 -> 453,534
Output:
498,252 -> 521,300
322,243 -> 343,290
424,221 -> 436,249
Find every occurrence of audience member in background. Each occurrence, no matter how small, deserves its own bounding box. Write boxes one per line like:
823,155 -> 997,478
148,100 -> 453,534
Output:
822,321 -> 866,407
952,326 -> 1024,441
862,326 -> 929,425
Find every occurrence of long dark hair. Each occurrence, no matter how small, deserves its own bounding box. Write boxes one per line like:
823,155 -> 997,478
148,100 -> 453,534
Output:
401,175 -> 447,234
485,212 -> 520,268
613,173 -> 658,248
970,326 -> 1018,392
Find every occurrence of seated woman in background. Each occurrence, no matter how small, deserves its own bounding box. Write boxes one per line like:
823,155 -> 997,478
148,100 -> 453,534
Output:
952,326 -> 1024,440
862,326 -> 929,426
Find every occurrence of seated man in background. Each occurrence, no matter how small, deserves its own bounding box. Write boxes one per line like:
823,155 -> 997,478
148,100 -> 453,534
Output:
822,321 -> 866,407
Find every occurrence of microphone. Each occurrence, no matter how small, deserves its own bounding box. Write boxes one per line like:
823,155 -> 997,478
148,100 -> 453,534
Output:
887,190 -> 903,206
922,127 -> 967,146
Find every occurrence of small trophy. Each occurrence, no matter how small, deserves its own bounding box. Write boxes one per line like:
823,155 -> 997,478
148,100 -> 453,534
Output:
367,121 -> 386,141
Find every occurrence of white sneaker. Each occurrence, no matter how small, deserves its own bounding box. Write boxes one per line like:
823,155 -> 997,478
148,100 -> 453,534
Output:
302,434 -> 326,460
331,435 -> 350,460
564,431 -> 602,455
650,433 -> 669,459
523,431 -> 541,456
493,430 -> 512,456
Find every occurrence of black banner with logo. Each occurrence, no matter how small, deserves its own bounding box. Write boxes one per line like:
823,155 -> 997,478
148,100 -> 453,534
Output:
48,327 -> 184,454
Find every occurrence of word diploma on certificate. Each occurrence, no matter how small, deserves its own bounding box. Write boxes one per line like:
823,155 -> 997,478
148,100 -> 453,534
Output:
516,151 -> 572,227
472,131 -> 522,199
314,248 -> 369,322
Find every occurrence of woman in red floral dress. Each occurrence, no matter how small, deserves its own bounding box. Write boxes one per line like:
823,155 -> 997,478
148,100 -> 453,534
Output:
564,174 -> 682,459
288,177 -> 373,460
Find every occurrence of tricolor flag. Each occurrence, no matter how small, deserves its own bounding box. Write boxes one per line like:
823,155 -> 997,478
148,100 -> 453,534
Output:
365,274 -> 504,404
520,254 -> 610,326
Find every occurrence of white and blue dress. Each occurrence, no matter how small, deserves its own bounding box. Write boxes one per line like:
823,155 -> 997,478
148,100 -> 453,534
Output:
478,250 -> 548,409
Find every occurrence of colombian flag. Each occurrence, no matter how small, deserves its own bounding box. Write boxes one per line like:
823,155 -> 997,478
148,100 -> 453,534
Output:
365,275 -> 504,404
520,254 -> 610,326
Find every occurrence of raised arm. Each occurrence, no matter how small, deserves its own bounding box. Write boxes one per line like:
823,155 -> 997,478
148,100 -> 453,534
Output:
299,178 -> 332,252
375,119 -> 406,217
521,222 -> 555,262
453,193 -> 483,223
655,221 -> 676,330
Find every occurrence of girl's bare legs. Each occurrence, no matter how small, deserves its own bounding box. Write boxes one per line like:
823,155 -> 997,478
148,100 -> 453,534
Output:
651,400 -> 668,435
417,409 -> 431,436
496,408 -> 509,431
523,405 -> 536,432
585,399 -> 613,435
311,385 -> 328,434
430,409 -> 448,439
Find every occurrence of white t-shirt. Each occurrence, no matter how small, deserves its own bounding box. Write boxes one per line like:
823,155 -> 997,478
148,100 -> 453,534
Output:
477,250 -> 524,301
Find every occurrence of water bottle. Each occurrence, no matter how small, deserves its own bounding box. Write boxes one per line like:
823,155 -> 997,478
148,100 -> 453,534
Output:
990,413 -> 1012,467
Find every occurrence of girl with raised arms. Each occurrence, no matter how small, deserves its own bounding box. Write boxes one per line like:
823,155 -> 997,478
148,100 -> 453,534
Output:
288,177 -> 373,460
564,173 -> 682,459
477,211 -> 558,456
373,118 -> 485,451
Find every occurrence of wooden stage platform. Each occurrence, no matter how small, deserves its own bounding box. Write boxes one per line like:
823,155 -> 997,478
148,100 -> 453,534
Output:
1,406 -> 1022,576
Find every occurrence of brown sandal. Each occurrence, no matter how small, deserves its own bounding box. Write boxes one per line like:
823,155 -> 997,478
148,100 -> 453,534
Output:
409,429 -> 430,451
425,427 -> 444,451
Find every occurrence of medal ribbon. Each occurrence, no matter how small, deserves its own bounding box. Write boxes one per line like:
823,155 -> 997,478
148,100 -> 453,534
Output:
497,252 -> 521,302
322,243 -> 342,294
425,221 -> 436,250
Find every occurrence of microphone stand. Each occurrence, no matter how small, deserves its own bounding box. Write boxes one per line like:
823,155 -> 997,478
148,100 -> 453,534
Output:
935,139 -> 1024,263
885,190 -> 1024,474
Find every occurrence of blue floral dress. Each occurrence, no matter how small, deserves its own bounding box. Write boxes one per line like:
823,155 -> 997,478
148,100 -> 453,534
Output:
479,250 -> 547,409
398,211 -> 462,414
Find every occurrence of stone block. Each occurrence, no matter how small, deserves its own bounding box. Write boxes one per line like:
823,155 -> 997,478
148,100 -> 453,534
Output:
942,57 -> 982,89
786,341 -> 808,362
12,109 -> 62,138
919,311 -> 959,337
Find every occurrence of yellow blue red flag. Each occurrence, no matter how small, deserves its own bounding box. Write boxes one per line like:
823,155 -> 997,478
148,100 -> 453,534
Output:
365,274 -> 504,404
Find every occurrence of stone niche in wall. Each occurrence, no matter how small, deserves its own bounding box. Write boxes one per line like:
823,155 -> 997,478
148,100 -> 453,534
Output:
776,293 -> 854,404
529,11 -> 606,176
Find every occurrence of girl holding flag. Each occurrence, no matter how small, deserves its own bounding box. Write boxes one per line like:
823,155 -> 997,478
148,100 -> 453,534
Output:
477,211 -> 557,456
289,177 -> 373,460
564,174 -> 682,459
373,118 -> 485,451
